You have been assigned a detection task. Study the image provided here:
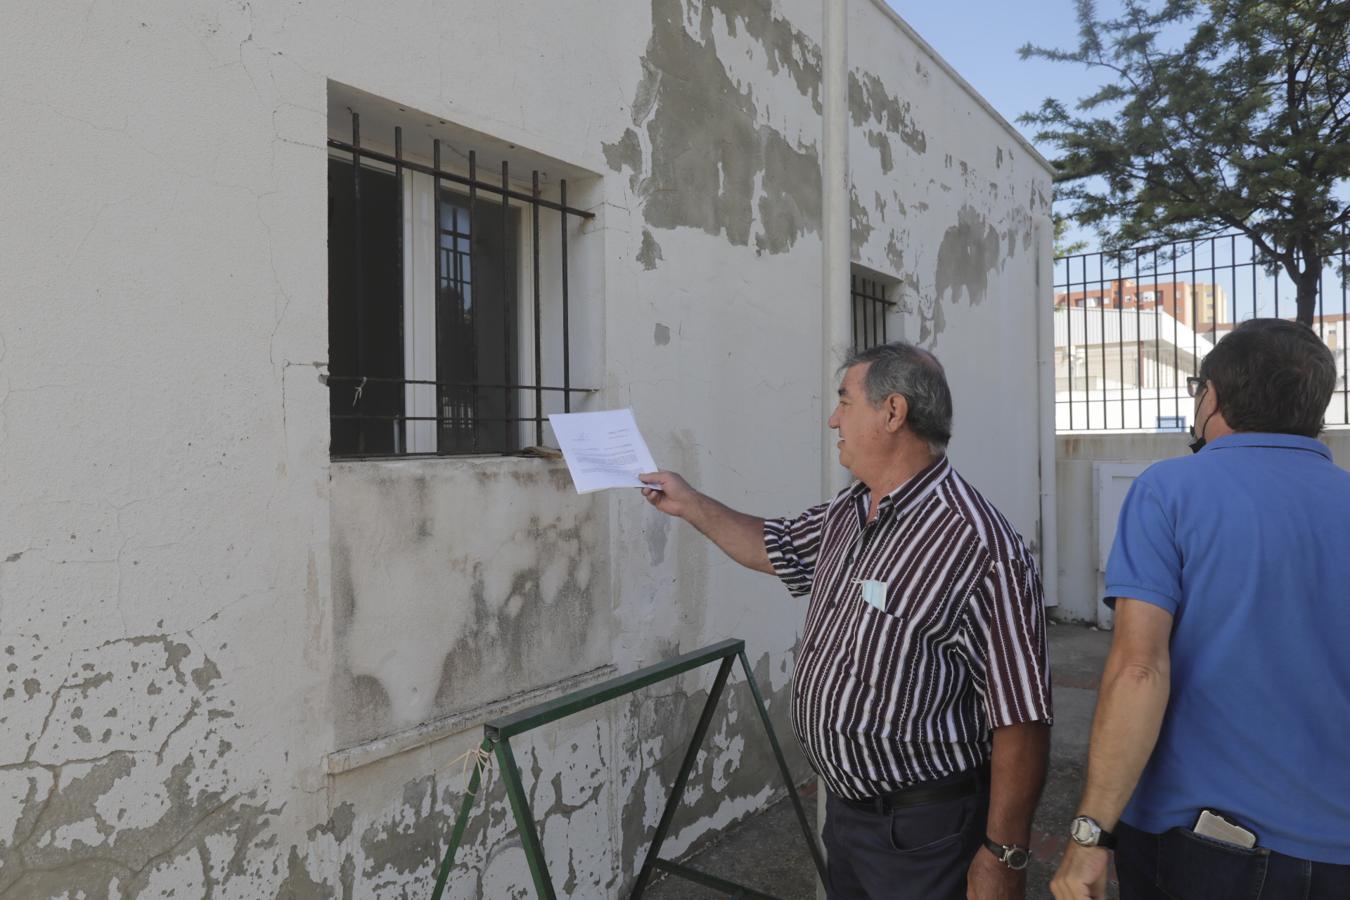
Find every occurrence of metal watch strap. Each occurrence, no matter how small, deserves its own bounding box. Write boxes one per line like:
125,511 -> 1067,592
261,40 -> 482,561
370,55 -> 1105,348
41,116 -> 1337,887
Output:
982,837 -> 1031,870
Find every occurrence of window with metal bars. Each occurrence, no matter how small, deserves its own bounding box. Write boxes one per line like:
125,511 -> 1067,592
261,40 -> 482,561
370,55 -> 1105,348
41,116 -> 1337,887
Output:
326,109 -> 594,459
850,271 -> 897,350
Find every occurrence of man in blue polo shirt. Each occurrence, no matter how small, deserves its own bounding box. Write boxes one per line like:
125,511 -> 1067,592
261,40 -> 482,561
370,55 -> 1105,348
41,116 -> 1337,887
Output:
1052,319 -> 1350,899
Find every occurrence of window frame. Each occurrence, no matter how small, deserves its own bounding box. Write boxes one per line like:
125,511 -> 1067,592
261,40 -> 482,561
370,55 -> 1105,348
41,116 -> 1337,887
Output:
325,108 -> 596,460
850,268 -> 900,351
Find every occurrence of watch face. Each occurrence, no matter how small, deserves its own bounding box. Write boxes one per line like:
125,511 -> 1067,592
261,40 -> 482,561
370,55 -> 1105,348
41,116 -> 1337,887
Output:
1071,816 -> 1100,845
1007,848 -> 1031,870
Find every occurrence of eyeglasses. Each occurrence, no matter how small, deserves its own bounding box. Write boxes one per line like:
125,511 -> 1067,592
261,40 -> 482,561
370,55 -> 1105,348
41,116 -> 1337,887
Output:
1186,376 -> 1206,398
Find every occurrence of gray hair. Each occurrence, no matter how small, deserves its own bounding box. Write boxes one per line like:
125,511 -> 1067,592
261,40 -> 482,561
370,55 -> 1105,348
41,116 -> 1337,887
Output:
841,342 -> 953,455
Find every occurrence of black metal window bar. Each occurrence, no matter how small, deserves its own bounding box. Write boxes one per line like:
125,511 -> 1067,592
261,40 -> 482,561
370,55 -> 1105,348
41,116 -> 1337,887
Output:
326,112 -> 596,458
1054,231 -> 1349,433
851,274 -> 896,350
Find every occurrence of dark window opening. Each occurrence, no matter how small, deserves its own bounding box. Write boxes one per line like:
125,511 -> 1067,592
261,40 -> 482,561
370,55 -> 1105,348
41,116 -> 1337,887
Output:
851,272 -> 897,351
328,158 -> 403,456
325,108 -> 596,460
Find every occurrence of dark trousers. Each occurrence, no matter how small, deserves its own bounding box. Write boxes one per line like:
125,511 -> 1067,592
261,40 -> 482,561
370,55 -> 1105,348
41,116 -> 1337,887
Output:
822,779 -> 989,900
1116,821 -> 1350,900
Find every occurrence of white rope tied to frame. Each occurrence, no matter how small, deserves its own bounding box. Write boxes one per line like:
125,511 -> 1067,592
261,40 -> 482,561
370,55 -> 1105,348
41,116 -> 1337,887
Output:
442,743 -> 495,793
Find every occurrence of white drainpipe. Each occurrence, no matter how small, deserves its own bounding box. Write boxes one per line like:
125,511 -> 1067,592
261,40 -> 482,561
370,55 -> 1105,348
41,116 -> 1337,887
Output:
818,0 -> 850,889
821,0 -> 852,497
1035,220 -> 1060,611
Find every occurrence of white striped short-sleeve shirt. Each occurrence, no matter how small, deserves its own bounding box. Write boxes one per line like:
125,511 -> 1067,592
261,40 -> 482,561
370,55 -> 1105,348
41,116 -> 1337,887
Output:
763,456 -> 1052,800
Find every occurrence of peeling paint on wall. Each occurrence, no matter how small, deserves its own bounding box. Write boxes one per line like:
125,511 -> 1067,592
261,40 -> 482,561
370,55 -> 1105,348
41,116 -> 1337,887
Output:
918,204 -> 1003,345
604,0 -> 823,256
602,128 -> 643,180
359,777 -> 448,888
936,205 -> 1002,307
638,230 -> 664,271
252,649 -> 806,898
850,186 -> 872,255
885,234 -> 906,274
848,70 -> 927,156
0,655 -> 805,899
277,846 -> 333,900
0,638 -> 272,898
866,131 -> 894,173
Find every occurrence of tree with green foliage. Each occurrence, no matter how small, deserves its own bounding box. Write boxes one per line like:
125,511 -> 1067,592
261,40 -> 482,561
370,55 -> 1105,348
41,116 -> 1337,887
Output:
1054,212 -> 1090,256
1021,0 -> 1350,325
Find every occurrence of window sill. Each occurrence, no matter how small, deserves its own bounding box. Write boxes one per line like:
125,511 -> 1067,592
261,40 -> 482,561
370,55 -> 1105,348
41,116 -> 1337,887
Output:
329,448 -> 564,463
324,663 -> 617,776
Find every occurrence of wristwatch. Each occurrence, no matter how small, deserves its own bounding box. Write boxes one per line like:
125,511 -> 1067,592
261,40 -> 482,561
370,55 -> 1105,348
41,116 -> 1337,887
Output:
1069,815 -> 1117,849
982,837 -> 1031,870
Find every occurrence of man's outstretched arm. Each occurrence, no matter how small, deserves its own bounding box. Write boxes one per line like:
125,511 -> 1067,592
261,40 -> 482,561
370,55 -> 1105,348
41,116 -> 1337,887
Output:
639,472 -> 773,574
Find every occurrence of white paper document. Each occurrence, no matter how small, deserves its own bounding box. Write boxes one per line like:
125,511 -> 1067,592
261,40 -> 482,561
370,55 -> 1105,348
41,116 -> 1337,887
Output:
548,409 -> 660,494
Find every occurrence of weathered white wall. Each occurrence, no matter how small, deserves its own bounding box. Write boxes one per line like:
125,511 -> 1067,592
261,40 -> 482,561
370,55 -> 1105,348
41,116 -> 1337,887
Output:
329,459 -> 613,748
849,0 -> 1054,553
1053,431 -> 1350,623
0,1 -> 1052,896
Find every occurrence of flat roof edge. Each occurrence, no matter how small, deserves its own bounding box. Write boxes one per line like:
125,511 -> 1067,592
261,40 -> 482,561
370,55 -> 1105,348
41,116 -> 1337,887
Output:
863,0 -> 1057,176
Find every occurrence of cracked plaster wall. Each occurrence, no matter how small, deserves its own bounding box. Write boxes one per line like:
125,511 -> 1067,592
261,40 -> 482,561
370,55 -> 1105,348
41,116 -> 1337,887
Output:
2,0 -> 1046,896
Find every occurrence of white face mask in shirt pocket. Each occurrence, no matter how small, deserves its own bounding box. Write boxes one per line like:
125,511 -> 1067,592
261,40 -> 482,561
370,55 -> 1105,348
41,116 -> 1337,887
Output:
849,581 -> 904,682
854,578 -> 908,618
856,579 -> 888,611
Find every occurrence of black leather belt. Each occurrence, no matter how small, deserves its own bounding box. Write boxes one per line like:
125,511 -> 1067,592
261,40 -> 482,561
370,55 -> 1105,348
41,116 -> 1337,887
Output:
838,765 -> 990,815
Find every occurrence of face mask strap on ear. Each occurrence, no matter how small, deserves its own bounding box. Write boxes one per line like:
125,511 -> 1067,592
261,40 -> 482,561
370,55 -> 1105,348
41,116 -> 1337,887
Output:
1189,407 -> 1216,454
1188,382 -> 1215,454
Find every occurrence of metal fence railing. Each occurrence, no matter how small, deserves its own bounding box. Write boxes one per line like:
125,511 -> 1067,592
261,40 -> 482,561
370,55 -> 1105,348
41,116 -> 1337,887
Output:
1054,233 -> 1349,433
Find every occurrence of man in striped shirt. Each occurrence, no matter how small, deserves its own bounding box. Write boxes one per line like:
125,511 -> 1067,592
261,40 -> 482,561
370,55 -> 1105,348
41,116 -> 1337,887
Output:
640,342 -> 1052,900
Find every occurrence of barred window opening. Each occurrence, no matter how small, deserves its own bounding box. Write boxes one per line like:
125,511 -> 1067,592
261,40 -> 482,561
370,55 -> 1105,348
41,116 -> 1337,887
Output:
850,269 -> 899,351
325,99 -> 594,460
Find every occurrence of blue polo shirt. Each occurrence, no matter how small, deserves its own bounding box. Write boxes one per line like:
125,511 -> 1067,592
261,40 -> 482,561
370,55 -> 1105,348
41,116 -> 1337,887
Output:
1105,432 -> 1350,864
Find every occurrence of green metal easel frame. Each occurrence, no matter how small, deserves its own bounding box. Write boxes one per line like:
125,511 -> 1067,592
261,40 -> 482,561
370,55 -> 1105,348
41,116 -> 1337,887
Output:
429,638 -> 826,899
